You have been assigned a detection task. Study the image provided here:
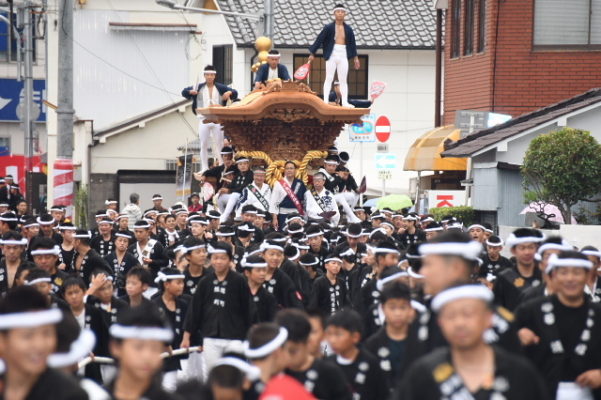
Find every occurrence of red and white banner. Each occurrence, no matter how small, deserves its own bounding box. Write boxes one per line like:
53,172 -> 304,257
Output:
53,158 -> 74,217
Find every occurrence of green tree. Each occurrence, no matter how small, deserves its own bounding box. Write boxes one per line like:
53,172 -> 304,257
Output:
522,128 -> 601,224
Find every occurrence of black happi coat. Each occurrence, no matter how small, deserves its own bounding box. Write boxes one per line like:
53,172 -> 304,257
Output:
397,346 -> 549,400
327,348 -> 389,400
493,265 -> 542,311
309,275 -> 348,316
70,249 -> 113,285
104,251 -> 139,296
286,358 -> 352,400
515,295 -> 601,399
184,269 -> 256,341
250,285 -> 277,323
263,267 -> 304,309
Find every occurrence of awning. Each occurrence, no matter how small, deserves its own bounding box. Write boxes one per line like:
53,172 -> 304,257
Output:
403,125 -> 467,171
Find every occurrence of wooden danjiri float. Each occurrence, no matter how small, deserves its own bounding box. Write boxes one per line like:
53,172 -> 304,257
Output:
197,37 -> 370,186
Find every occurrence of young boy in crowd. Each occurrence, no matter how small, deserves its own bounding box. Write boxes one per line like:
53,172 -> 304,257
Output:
0,286 -> 87,399
262,241 -> 304,309
309,255 -> 347,316
181,241 -> 256,374
243,254 -> 277,322
326,308 -> 389,400
306,308 -> 328,358
479,235 -> 512,286
364,280 -> 414,389
24,267 -> 69,311
182,237 -> 209,296
108,302 -> 174,399
62,276 -> 109,383
86,269 -> 128,326
120,266 -> 157,309
152,267 -> 189,391
277,309 -> 352,399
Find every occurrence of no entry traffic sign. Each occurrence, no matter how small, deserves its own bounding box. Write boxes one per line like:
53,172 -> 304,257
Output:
375,115 -> 391,143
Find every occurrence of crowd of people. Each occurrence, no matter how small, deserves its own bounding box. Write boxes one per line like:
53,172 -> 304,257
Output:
0,155 -> 598,400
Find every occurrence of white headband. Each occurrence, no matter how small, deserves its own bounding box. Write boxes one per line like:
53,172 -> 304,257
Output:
324,257 -> 342,264
154,271 -> 186,284
115,232 -> 132,239
110,324 -> 173,342
411,300 -> 427,313
0,216 -> 18,222
305,231 -> 324,238
74,232 -> 92,239
299,258 -> 319,266
261,243 -> 284,253
36,217 -> 55,225
407,267 -> 424,279
286,227 -> 304,235
376,271 -> 409,291
208,245 -> 228,255
506,233 -> 544,248
244,327 -> 288,359
204,70 -> 217,74
424,226 -> 444,232
58,225 -> 77,231
242,260 -> 268,268
104,200 -> 117,205
546,254 -> 593,275
537,241 -> 572,256
31,246 -> 61,256
185,244 -> 206,253
467,224 -> 485,231
582,250 -> 601,259
0,308 -> 62,330
23,222 -> 39,228
213,357 -> 261,381
375,247 -> 400,255
25,277 -> 51,286
216,231 -> 235,237
48,329 -> 96,368
419,241 -> 482,261
134,223 -> 151,229
0,238 -> 28,246
431,285 -> 493,312
333,7 -> 347,12
485,239 -> 504,247
152,196 -> 163,200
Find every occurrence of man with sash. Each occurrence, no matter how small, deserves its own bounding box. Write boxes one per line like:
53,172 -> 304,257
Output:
319,155 -> 361,224
200,146 -> 238,211
218,156 -> 254,223
128,220 -> 168,282
398,284 -> 548,400
269,161 -> 307,231
515,250 -> 601,399
238,166 -> 272,218
305,172 -> 340,227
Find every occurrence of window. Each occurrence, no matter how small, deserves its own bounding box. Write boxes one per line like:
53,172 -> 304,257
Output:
292,54 -> 369,99
0,12 -> 37,63
477,0 -> 486,52
464,0 -> 474,55
212,45 -> 233,85
0,137 -> 11,156
451,0 -> 461,58
534,0 -> 601,46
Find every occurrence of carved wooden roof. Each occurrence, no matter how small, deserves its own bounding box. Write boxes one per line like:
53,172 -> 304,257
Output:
198,82 -> 370,161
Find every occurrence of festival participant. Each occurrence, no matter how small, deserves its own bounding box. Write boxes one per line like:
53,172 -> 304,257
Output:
328,81 -> 372,108
0,231 -> 33,296
0,286 -> 88,399
397,214 -> 426,248
308,3 -> 359,107
262,240 -> 304,309
219,156 -> 254,223
90,218 -> 115,258
325,308 -> 389,400
71,229 -> 112,286
254,50 -> 291,89
398,284 -> 548,400
181,65 -> 238,172
30,237 -> 69,293
582,246 -> 601,301
86,269 -> 128,327
277,309 -> 352,399
493,228 -> 545,311
478,235 -> 512,284
306,225 -> 329,271
403,231 -> 520,371
104,232 -> 138,297
152,268 -> 189,391
238,166 -> 272,219
309,255 -> 347,316
467,223 -> 487,243
515,251 -> 601,399
364,280 -> 414,388
107,303 -> 174,399
181,241 -> 256,374
305,172 -> 340,227
269,161 -> 307,231
129,220 -> 169,281
243,254 -> 277,323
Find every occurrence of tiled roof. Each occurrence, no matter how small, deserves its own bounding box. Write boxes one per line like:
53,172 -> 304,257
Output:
215,0 -> 436,49
442,88 -> 601,157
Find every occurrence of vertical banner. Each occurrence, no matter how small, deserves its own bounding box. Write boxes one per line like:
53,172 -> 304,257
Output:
175,154 -> 193,198
53,158 -> 74,217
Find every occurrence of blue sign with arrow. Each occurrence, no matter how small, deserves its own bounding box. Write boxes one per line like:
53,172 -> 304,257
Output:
375,153 -> 398,170
0,78 -> 46,122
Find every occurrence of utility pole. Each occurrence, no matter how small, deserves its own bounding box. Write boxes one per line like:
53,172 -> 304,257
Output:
264,0 -> 273,38
55,0 -> 75,216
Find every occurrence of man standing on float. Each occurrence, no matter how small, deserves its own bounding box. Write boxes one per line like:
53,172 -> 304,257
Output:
182,65 -> 238,172
308,3 -> 359,107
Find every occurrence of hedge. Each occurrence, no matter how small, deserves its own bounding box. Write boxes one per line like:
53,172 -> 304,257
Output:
429,206 -> 475,225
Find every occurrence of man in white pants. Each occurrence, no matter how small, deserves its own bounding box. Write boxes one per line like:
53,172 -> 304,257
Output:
308,3 -> 360,108
181,65 -> 238,172
218,157 -> 254,223
319,155 -> 361,224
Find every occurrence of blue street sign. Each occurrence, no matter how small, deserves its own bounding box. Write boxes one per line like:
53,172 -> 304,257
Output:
0,79 -> 46,122
375,153 -> 398,170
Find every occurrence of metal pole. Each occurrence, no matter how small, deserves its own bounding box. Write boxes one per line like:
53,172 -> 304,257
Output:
57,0 -> 74,159
434,9 -> 443,127
264,0 -> 273,37
22,4 -> 34,203
182,139 -> 188,202
359,141 -> 363,206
